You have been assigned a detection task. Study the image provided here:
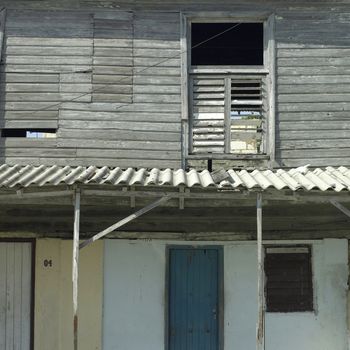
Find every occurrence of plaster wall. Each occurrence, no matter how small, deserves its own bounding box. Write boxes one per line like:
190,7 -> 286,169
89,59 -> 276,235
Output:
34,239 -> 103,350
103,239 -> 348,350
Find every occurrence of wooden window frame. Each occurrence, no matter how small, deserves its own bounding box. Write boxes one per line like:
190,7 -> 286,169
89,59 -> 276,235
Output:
180,12 -> 276,164
264,245 -> 314,313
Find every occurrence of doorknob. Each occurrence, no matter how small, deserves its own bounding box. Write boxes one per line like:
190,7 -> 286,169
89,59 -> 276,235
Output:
212,308 -> 217,320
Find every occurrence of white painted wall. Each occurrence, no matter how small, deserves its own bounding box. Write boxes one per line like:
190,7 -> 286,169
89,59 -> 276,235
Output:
34,239 -> 103,350
103,239 -> 348,350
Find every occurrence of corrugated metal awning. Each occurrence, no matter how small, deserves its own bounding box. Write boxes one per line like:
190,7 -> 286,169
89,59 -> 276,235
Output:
0,164 -> 349,192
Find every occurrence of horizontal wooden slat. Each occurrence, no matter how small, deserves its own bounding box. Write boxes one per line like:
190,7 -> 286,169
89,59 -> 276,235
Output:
192,127 -> 225,134
193,120 -> 224,127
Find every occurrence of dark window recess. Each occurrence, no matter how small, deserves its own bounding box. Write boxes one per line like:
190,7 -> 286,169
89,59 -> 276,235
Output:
265,247 -> 313,312
191,23 -> 264,66
1,129 -> 57,138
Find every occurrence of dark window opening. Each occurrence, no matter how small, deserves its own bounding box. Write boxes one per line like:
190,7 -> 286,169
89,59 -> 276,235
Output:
1,129 -> 57,138
265,247 -> 313,313
191,23 -> 264,66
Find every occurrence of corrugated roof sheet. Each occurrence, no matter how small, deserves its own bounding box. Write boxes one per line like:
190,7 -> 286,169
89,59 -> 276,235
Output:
0,164 -> 349,192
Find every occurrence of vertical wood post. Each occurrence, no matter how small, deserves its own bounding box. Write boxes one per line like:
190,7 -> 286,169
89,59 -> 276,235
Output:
73,189 -> 81,350
224,76 -> 232,154
256,192 -> 265,350
0,8 -> 7,63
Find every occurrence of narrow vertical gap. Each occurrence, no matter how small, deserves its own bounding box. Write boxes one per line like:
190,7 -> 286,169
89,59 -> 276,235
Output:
207,160 -> 212,172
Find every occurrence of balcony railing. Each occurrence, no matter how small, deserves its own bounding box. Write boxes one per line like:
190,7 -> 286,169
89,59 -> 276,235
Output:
190,73 -> 266,156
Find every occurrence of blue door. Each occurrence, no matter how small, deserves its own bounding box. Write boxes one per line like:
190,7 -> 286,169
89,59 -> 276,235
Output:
168,247 -> 221,350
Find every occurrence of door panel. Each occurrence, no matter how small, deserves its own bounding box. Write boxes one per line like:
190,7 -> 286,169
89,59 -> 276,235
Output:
168,248 -> 220,350
0,242 -> 33,350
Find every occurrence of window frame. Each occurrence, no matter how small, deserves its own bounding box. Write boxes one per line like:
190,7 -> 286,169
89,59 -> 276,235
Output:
180,12 -> 276,164
264,245 -> 314,313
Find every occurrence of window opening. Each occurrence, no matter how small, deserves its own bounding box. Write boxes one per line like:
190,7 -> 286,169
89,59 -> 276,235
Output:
191,23 -> 264,66
265,246 -> 313,313
230,78 -> 263,154
188,20 -> 268,156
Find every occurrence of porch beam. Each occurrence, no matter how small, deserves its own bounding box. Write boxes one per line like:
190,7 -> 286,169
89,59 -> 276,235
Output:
330,199 -> 350,219
256,192 -> 265,350
82,189 -> 350,203
79,195 -> 171,250
0,190 -> 73,200
72,189 -> 81,350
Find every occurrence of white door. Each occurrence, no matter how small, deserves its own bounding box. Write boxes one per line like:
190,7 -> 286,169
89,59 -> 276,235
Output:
0,242 -> 33,350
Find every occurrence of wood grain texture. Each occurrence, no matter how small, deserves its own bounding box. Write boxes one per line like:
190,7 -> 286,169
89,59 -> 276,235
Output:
0,4 -> 348,168
0,242 -> 32,350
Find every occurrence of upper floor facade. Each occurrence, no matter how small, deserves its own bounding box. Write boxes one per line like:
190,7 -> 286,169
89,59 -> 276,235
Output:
0,0 -> 349,170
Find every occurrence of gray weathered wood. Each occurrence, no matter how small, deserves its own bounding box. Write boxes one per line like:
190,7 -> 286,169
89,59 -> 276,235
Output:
73,189 -> 81,350
0,242 -> 32,350
180,13 -> 189,120
79,195 -> 171,249
330,200 -> 350,219
0,9 -> 7,64
256,192 -> 265,350
266,14 -> 276,166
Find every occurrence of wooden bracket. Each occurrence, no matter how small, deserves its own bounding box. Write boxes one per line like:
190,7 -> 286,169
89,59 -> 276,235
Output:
130,186 -> 136,208
330,199 -> 350,219
179,186 -> 185,210
79,195 -> 171,249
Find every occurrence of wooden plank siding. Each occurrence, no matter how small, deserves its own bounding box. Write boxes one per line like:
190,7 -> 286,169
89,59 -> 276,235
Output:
0,9 -> 182,168
275,8 -> 350,167
0,4 -> 348,168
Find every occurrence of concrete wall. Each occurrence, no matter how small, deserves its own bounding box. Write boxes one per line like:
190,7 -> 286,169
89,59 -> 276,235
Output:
34,239 -> 103,350
103,239 -> 348,350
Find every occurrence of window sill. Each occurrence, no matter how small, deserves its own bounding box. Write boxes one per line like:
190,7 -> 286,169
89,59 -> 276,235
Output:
187,154 -> 270,160
189,66 -> 269,75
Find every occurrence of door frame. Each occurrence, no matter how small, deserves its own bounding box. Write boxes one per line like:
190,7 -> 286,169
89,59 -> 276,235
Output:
0,238 -> 36,350
165,245 -> 224,350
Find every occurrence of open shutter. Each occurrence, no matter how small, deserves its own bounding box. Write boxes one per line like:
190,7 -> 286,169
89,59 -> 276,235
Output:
191,75 -> 225,154
190,74 -> 266,155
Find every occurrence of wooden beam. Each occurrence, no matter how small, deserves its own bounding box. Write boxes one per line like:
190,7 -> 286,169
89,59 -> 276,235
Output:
256,192 -> 265,350
81,188 -> 350,203
79,196 -> 171,249
330,199 -> 350,219
0,190 -> 73,200
72,189 -> 81,350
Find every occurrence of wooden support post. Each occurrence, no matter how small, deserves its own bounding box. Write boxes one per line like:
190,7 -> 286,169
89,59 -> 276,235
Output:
256,192 -> 265,350
330,199 -> 350,219
79,196 -> 171,250
73,189 -> 81,350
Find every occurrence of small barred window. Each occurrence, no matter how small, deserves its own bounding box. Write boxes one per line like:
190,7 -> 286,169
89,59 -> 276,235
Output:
265,246 -> 313,313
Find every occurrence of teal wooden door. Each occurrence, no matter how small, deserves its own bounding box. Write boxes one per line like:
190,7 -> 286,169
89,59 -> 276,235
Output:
168,248 -> 220,350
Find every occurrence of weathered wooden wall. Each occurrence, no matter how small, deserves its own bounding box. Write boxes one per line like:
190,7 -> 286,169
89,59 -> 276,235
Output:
0,8 -> 182,168
0,1 -> 349,169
